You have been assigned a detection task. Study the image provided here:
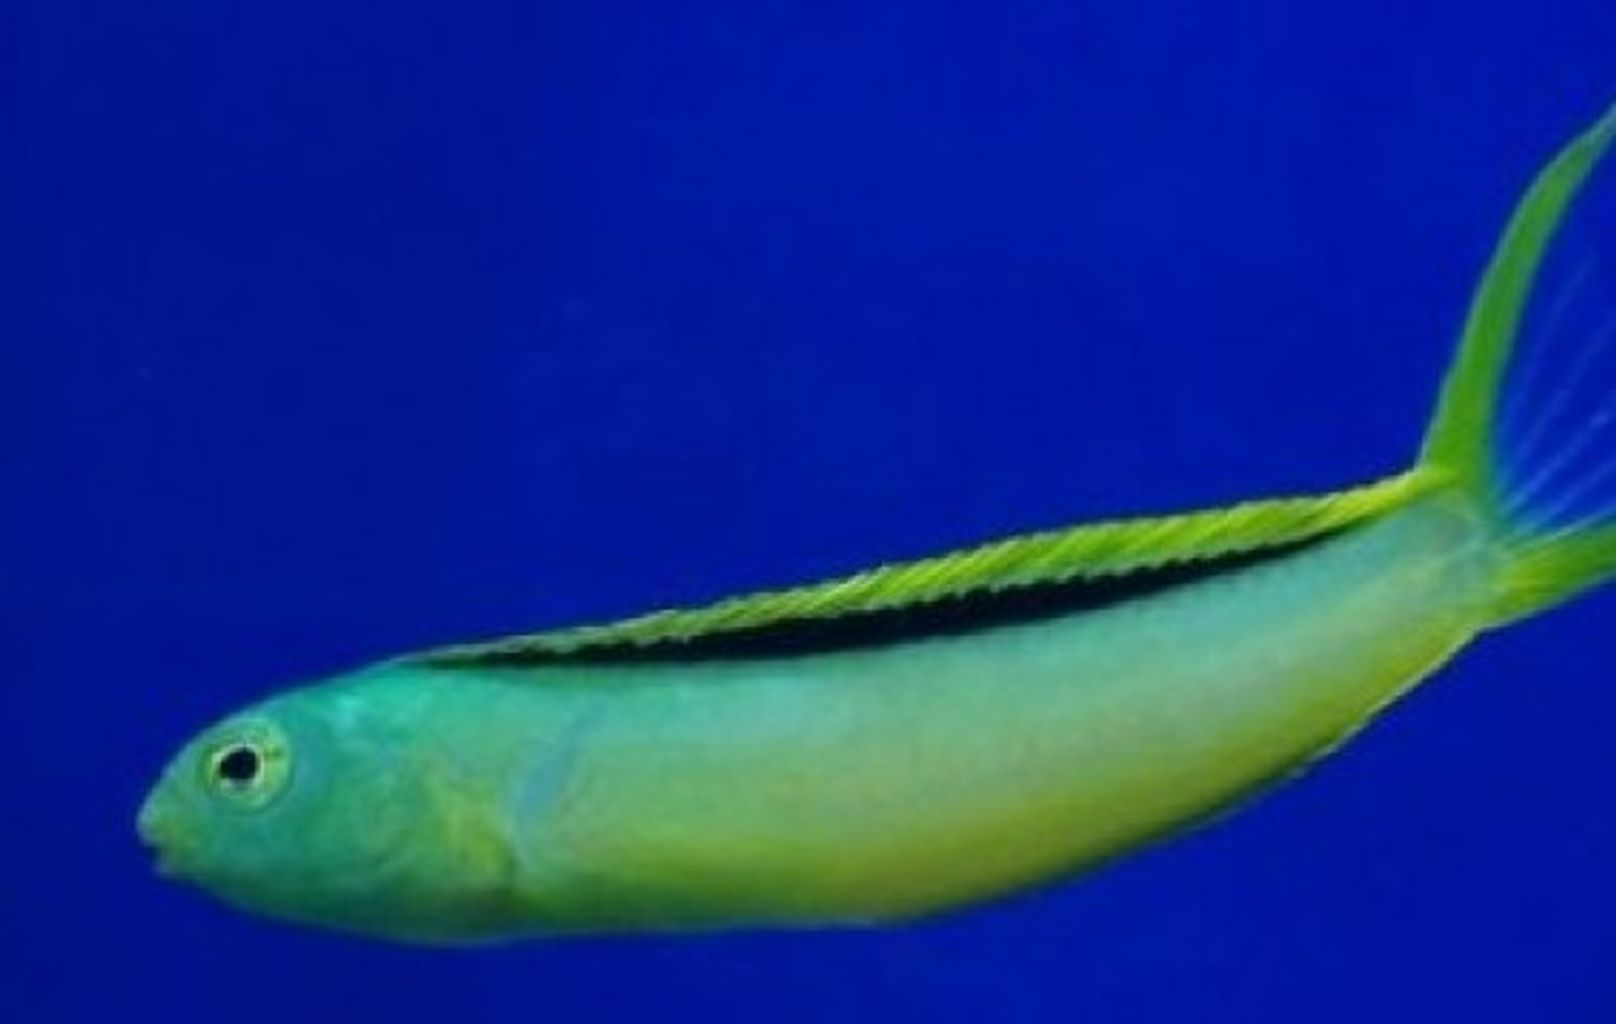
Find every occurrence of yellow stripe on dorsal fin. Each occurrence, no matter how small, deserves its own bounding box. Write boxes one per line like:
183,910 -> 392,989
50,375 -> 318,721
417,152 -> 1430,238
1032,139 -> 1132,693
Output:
420,470 -> 1440,664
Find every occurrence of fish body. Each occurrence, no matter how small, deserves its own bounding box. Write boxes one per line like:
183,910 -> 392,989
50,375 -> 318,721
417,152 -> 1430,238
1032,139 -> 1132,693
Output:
140,103 -> 1616,943
313,493 -> 1489,940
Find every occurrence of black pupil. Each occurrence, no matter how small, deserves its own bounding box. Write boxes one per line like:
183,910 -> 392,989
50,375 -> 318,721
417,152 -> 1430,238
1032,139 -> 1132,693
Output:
217,746 -> 261,785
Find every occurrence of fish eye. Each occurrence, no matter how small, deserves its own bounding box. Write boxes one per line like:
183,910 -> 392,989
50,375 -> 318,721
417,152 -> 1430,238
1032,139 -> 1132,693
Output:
201,720 -> 291,808
213,745 -> 262,785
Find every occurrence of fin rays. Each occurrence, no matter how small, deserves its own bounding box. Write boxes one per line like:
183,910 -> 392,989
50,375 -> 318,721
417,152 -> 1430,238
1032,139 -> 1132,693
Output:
1499,253 -> 1599,446
1503,308 -> 1616,505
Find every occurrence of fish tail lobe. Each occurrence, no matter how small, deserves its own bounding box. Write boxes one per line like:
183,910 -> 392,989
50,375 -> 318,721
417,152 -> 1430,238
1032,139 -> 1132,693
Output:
1420,98 -> 1616,624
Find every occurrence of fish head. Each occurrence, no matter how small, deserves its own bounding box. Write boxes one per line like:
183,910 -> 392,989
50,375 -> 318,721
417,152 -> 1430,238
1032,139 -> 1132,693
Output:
136,679 -> 450,938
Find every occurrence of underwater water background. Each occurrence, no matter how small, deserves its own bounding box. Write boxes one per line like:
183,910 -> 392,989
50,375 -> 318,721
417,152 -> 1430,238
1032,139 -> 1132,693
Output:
8,1 -> 1616,1020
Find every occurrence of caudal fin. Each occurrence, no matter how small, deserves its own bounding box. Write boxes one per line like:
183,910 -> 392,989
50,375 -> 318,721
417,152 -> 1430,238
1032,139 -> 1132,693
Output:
1421,100 -> 1616,625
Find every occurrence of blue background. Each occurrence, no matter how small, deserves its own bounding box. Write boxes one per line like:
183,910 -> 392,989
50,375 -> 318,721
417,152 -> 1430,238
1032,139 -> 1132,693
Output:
6,2 -> 1616,1021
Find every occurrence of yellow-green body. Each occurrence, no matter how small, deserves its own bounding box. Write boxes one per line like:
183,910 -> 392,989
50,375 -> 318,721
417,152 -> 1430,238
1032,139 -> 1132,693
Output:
237,488 -> 1490,941
138,101 -> 1616,945
525,496 -> 1491,930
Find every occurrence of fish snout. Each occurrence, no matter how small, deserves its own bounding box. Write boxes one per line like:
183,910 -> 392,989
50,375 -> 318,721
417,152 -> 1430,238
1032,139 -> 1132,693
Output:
137,790 -> 188,878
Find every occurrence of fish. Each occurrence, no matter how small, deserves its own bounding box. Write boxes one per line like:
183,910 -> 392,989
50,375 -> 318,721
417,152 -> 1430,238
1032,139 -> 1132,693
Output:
139,101 -> 1616,945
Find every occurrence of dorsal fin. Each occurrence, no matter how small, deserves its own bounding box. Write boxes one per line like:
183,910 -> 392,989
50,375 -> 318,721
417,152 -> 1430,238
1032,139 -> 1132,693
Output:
416,471 -> 1437,667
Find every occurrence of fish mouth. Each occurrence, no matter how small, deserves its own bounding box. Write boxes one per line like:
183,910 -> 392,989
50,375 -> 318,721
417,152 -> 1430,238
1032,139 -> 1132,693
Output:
146,845 -> 185,879
136,793 -> 187,878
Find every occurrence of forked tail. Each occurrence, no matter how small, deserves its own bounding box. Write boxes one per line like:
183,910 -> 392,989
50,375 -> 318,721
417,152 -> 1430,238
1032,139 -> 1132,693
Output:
1421,100 -> 1616,625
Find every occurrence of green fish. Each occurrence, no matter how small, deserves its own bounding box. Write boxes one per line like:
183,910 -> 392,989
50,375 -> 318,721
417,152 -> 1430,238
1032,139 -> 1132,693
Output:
140,102 -> 1616,944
